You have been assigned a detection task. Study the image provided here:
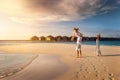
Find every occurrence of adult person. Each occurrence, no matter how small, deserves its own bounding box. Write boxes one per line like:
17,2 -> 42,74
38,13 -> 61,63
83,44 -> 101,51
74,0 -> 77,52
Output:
71,27 -> 83,58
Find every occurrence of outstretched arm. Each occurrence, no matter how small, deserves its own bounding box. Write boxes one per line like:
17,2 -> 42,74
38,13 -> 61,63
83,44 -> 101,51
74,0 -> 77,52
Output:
71,36 -> 75,41
71,31 -> 75,41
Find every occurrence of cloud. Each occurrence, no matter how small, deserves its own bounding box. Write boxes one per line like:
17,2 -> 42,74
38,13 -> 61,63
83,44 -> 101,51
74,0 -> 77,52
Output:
24,0 -> 120,21
9,15 -> 70,25
10,17 -> 35,24
117,0 -> 120,4
1,0 -> 120,23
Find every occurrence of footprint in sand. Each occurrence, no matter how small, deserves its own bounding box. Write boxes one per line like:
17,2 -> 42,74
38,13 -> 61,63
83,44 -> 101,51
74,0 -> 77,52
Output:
108,73 -> 115,80
80,68 -> 82,71
75,72 -> 79,79
72,57 -> 116,80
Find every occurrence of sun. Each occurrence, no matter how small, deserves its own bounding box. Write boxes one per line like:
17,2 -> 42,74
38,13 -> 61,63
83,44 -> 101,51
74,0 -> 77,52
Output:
0,16 -> 12,35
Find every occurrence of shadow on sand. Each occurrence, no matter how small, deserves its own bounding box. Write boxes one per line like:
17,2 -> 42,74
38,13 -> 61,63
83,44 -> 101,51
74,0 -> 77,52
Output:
102,54 -> 120,57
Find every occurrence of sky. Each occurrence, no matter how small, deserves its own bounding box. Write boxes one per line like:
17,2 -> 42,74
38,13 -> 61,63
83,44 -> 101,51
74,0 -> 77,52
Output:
0,0 -> 120,40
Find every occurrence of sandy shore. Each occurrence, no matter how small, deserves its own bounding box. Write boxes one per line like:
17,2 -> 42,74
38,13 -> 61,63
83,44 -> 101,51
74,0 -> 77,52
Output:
0,43 -> 120,80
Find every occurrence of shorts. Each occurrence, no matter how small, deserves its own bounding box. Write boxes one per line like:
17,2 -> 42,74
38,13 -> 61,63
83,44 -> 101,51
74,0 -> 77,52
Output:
76,43 -> 81,51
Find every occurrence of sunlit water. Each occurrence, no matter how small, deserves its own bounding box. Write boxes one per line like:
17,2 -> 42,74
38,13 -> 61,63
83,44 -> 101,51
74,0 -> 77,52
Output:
0,41 -> 120,46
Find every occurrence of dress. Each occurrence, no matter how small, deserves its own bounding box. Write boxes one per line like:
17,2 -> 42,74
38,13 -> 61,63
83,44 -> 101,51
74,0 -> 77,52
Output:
96,39 -> 101,54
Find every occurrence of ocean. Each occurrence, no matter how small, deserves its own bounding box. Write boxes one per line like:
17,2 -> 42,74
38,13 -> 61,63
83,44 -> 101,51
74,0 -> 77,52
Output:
0,41 -> 120,46
67,41 -> 120,46
81,41 -> 120,46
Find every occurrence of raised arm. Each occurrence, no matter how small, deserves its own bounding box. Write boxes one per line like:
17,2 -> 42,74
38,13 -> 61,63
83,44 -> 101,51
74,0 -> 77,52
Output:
71,31 -> 75,41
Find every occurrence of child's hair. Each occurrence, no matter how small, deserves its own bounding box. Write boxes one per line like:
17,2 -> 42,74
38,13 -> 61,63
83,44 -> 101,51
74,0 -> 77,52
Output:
97,34 -> 101,40
74,27 -> 79,30
74,27 -> 79,32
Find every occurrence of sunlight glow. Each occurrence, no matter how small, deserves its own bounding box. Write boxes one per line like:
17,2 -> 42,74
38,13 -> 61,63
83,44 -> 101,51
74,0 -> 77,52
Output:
0,0 -> 24,15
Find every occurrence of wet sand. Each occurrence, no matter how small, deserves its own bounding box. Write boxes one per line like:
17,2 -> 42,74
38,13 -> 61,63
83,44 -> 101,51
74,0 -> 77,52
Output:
0,53 -> 37,79
1,54 -> 68,80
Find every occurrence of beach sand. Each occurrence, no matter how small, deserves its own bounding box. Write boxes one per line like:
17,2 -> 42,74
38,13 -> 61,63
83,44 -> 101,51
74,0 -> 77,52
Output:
0,43 -> 120,80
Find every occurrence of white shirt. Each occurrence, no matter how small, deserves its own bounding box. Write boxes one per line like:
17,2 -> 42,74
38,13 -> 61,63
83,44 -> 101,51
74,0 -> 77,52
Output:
73,31 -> 82,44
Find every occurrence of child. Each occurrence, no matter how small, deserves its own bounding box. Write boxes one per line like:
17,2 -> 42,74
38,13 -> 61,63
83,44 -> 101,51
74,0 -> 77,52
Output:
96,33 -> 102,56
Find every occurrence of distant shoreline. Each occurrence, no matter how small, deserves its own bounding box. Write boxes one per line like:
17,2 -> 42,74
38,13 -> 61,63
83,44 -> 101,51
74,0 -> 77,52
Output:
0,40 -> 120,42
0,37 -> 120,42
0,40 -> 120,46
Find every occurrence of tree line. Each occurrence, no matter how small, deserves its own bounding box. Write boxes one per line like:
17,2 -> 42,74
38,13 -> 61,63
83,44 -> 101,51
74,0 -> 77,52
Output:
30,35 -> 120,42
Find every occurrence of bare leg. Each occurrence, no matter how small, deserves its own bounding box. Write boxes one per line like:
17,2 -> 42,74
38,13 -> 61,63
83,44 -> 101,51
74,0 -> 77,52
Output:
97,50 -> 102,56
97,50 -> 99,56
79,45 -> 82,57
79,50 -> 82,57
99,51 -> 102,56
77,50 -> 79,58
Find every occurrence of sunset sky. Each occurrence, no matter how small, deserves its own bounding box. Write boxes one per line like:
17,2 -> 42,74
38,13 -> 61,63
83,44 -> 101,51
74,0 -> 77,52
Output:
0,0 -> 120,40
